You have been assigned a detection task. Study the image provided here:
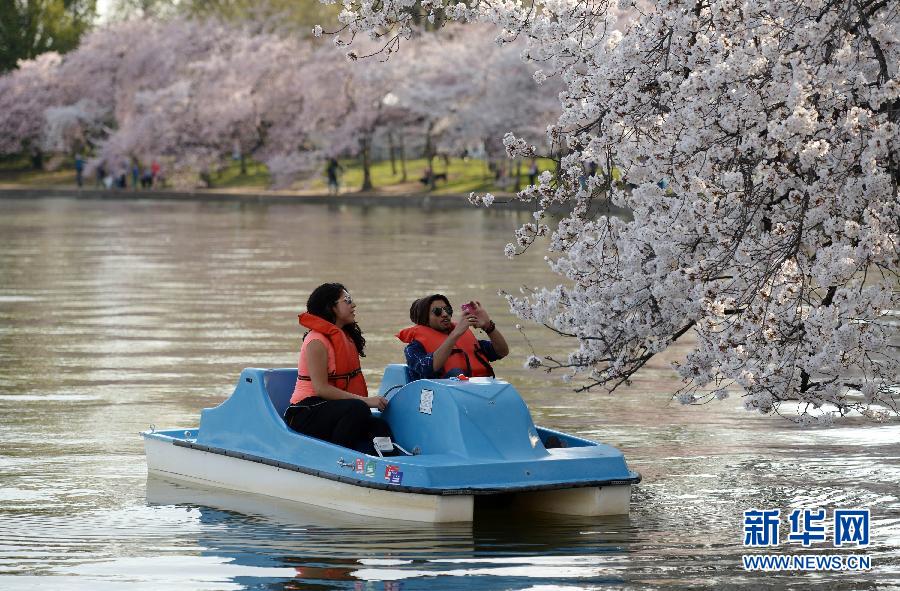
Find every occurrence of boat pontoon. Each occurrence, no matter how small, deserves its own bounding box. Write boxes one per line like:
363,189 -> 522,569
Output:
142,366 -> 640,522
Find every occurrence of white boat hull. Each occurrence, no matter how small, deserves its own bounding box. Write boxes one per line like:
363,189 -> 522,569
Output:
144,437 -> 474,522
145,438 -> 632,522
513,484 -> 632,516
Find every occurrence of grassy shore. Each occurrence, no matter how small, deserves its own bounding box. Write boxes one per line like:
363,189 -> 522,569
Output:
0,154 -> 556,196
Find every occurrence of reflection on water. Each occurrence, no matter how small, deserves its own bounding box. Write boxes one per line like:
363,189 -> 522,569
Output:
141,477 -> 636,589
0,197 -> 897,589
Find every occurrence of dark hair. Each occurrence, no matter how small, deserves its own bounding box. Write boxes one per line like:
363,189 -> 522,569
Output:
409,294 -> 451,326
306,282 -> 365,356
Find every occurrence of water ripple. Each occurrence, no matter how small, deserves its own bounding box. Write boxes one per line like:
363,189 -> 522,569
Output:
0,198 -> 897,589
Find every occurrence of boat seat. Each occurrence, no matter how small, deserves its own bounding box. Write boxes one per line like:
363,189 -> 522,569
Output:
377,364 -> 411,396
264,366 -> 408,416
263,368 -> 298,417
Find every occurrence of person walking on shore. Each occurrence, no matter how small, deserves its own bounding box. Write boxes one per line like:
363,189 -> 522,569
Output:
74,154 -> 84,188
151,160 -> 161,188
326,158 -> 342,195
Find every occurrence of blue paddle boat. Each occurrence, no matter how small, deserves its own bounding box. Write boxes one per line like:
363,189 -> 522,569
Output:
142,366 -> 641,522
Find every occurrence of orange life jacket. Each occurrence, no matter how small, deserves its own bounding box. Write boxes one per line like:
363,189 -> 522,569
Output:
295,312 -> 368,399
395,324 -> 494,378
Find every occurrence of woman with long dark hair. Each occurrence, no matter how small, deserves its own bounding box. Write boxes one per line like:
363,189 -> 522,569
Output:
283,283 -> 392,454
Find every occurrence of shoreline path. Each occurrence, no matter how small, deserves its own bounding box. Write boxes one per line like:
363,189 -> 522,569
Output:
0,184 -> 629,216
0,184 -> 529,210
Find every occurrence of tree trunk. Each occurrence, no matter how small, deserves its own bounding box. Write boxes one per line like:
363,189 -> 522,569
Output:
425,124 -> 436,191
30,148 -> 43,170
427,153 -> 436,191
360,136 -> 373,191
514,159 -> 522,192
424,128 -> 434,163
399,134 -> 407,182
240,153 -> 247,175
388,131 -> 397,175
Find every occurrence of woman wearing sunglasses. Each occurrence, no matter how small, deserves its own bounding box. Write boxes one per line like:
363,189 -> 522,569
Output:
283,283 -> 392,454
396,294 -> 509,381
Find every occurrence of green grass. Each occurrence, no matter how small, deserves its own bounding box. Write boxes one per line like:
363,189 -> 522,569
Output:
210,159 -> 271,188
0,152 -> 557,194
0,154 -> 77,186
310,156 -> 556,194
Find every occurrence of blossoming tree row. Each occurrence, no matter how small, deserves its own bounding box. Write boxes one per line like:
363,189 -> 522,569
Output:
0,18 -> 560,187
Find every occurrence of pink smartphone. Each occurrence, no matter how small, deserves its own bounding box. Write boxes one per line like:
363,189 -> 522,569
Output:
461,302 -> 475,314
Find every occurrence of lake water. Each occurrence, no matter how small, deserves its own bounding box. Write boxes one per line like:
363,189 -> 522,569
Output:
0,196 -> 897,590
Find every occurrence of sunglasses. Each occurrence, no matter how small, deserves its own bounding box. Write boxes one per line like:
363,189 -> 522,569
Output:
337,294 -> 353,305
432,305 -> 453,317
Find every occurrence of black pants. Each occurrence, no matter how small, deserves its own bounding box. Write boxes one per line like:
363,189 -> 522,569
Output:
284,397 -> 393,454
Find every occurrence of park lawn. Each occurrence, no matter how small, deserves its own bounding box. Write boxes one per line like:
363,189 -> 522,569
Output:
309,156 -> 556,194
0,155 -> 77,186
332,157 -> 493,192
209,159 -> 271,188
0,152 -> 557,195
1,167 -> 73,186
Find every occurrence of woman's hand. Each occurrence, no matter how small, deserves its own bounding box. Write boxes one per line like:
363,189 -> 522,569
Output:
470,301 -> 492,330
471,300 -> 509,357
451,313 -> 478,336
364,396 -> 388,411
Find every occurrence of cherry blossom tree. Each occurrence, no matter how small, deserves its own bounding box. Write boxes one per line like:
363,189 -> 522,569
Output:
317,26 -> 553,190
86,19 -> 280,184
0,52 -> 63,165
12,18 -> 351,188
1,14 -> 570,189
383,27 -> 487,186
443,27 -> 557,147
310,40 -> 405,191
333,0 -> 899,423
99,20 -> 301,185
254,43 -> 356,187
447,27 -> 561,188
0,19 -> 226,174
36,21 -> 150,156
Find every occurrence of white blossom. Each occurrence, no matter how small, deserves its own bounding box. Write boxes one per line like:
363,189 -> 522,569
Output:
325,0 -> 899,423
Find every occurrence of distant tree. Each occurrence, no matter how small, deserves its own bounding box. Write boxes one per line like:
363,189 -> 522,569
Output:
384,27 -> 483,188
60,19 -> 355,188
447,26 -> 560,175
84,19 -> 336,187
0,51 -> 62,165
318,39 -> 415,191
0,0 -> 97,73
0,15 -> 577,192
